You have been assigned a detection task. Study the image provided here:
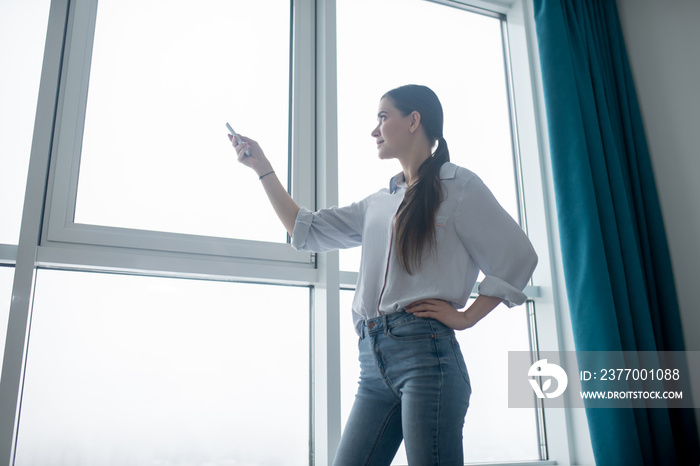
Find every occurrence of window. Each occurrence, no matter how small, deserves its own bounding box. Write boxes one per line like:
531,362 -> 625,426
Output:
2,0 -> 570,465
0,267 -> 14,374
337,0 -> 519,271
336,1 -> 542,462
15,271 -> 310,465
74,0 -> 291,242
0,0 -> 51,245
43,0 -> 313,265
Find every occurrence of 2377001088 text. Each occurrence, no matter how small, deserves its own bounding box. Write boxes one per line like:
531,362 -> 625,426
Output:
580,368 -> 680,381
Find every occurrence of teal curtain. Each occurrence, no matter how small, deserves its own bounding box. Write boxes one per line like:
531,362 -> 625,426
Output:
532,0 -> 700,464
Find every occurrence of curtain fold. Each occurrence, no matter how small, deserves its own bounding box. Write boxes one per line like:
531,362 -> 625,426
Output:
532,0 -> 699,464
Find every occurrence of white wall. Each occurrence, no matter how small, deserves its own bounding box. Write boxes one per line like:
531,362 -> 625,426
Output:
616,0 -> 700,432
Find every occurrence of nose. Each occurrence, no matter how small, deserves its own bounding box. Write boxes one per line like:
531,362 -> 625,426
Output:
371,124 -> 380,138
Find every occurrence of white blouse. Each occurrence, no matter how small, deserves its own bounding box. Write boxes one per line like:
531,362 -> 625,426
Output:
292,162 -> 538,333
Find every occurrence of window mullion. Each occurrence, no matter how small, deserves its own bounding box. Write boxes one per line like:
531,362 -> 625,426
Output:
0,0 -> 71,464
310,0 -> 343,464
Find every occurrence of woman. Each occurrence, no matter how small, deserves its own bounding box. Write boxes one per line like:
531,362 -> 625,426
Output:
230,84 -> 537,466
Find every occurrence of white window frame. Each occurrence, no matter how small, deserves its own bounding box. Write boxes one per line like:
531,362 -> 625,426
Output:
0,0 -> 593,465
41,0 -> 316,281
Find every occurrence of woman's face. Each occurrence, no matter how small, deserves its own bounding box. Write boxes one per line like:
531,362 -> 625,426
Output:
371,97 -> 414,160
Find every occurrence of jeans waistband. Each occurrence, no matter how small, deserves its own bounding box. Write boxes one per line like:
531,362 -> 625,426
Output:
360,310 -> 418,338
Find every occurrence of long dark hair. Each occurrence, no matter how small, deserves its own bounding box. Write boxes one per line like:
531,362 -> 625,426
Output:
384,84 -> 450,275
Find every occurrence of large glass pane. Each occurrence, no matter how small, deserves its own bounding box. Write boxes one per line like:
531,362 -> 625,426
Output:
340,291 -> 540,464
336,0 -> 519,271
16,270 -> 309,465
339,289 -> 360,431
0,0 -> 51,244
0,267 -> 14,376
75,0 -> 291,242
458,300 -> 540,462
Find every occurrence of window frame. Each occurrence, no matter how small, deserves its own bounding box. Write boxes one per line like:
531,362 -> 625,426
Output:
41,0 -> 315,274
0,0 -> 592,464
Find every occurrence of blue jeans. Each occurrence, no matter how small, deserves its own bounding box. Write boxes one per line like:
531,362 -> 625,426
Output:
334,311 -> 471,466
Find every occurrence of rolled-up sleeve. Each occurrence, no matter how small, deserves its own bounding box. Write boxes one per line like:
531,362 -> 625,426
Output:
455,174 -> 538,307
291,199 -> 368,253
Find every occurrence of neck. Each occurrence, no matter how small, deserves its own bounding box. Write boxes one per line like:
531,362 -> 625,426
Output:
400,141 -> 433,187
401,161 -> 424,187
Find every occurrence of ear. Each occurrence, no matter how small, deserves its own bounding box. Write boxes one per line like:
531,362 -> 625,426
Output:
408,110 -> 421,133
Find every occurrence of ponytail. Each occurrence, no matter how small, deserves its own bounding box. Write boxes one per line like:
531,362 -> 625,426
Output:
394,137 -> 450,274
